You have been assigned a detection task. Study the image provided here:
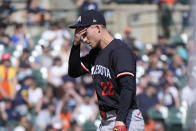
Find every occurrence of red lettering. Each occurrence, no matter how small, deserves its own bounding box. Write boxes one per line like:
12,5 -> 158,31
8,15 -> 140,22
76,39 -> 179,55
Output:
101,81 -> 114,96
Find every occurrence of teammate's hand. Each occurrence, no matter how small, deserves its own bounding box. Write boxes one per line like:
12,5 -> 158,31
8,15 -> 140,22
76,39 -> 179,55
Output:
74,27 -> 87,46
113,125 -> 127,131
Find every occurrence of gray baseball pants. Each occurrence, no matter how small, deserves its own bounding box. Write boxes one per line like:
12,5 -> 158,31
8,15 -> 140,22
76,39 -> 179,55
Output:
97,109 -> 144,131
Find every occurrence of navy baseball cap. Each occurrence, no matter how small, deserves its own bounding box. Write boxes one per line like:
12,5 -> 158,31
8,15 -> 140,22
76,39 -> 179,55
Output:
69,10 -> 106,29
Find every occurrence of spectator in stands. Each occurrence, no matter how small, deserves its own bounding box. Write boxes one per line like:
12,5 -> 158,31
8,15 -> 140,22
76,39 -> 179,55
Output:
13,115 -> 32,131
35,101 -> 57,131
146,51 -> 164,85
143,113 -> 155,131
186,37 -> 196,56
48,57 -> 67,98
122,26 -> 136,50
75,0 -> 99,15
184,39 -> 196,107
25,76 -> 43,107
35,87 -> 54,113
169,53 -> 186,83
60,75 -> 77,112
58,41 -> 71,73
154,45 -> 162,59
24,0 -> 51,25
11,23 -> 34,48
80,71 -> 93,87
45,124 -> 62,131
157,34 -> 174,57
41,21 -> 58,49
0,0 -> 14,24
0,24 -> 12,47
0,100 -> 7,127
52,20 -> 72,52
70,120 -> 83,131
14,77 -> 32,116
41,20 -> 71,51
181,76 -> 195,107
34,42 -> 53,69
158,81 -> 180,109
153,121 -> 165,131
65,84 -> 98,125
163,69 -> 178,89
59,103 -> 72,130
158,1 -> 173,38
186,38 -> 196,85
74,93 -> 98,125
136,74 -> 150,95
137,82 -> 160,114
56,19 -> 72,65
17,49 -> 34,82
2,99 -> 20,124
0,53 -> 17,101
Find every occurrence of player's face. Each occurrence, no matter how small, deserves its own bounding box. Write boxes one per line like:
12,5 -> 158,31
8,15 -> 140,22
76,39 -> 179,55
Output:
81,25 -> 101,49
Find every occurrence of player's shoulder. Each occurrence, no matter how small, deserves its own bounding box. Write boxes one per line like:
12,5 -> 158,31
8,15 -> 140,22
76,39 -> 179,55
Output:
112,39 -> 136,56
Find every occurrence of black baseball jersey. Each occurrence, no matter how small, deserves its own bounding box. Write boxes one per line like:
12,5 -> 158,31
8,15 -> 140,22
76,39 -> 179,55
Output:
69,39 -> 138,122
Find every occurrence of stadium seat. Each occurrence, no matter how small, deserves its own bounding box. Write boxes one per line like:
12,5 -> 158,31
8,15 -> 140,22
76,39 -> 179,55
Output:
115,0 -> 138,3
177,77 -> 187,89
170,34 -> 185,47
166,107 -> 182,125
165,107 -> 183,131
32,35 -> 41,45
148,107 -> 164,121
82,120 -> 97,131
4,47 -> 15,55
6,120 -> 18,130
28,109 -> 37,126
31,69 -> 46,87
178,0 -> 190,4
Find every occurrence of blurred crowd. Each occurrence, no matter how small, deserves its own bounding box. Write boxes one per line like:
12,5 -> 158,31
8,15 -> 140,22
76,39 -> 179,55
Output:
0,0 -> 194,131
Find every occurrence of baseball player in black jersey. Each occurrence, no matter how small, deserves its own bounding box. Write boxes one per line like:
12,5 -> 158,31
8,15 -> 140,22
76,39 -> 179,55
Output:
68,10 -> 144,131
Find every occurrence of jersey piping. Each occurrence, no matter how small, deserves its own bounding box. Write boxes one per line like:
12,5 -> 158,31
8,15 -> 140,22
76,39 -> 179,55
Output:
117,72 -> 134,78
81,62 -> 90,73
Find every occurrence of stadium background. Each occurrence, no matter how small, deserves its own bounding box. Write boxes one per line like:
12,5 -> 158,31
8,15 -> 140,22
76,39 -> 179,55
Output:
0,0 -> 195,131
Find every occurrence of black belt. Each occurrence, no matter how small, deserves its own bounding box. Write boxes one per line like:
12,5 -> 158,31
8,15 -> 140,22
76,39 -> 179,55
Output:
100,110 -> 118,119
100,106 -> 138,119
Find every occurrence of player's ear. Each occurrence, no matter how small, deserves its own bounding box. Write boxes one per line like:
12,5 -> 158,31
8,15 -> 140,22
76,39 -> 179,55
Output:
95,25 -> 101,33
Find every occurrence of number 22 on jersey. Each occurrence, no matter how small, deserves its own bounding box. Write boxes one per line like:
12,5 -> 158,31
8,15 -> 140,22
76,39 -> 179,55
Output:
100,81 -> 115,96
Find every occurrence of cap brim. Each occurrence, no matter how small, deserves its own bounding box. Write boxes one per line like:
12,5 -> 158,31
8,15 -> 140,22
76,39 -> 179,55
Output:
69,23 -> 90,29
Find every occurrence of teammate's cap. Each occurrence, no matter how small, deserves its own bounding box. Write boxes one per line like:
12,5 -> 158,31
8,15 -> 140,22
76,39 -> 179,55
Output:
69,10 -> 106,29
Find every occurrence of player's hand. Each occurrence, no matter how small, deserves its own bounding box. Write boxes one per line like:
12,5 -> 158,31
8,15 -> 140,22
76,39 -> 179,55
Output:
113,125 -> 127,131
74,27 -> 87,46
113,121 -> 127,131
